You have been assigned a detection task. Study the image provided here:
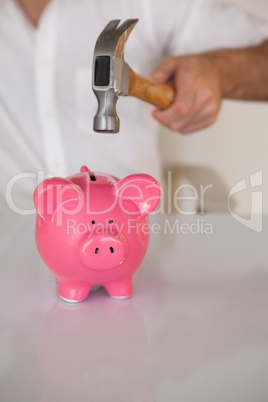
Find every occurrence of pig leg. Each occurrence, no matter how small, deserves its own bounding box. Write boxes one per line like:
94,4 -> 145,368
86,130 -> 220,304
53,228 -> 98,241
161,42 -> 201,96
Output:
58,282 -> 91,303
105,278 -> 133,299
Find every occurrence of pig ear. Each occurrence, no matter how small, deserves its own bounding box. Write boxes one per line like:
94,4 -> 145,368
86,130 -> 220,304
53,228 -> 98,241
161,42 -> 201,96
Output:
80,166 -> 91,173
115,174 -> 161,216
33,178 -> 83,223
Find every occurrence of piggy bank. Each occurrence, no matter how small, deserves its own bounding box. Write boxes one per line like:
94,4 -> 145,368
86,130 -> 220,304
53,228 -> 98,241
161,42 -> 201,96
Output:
33,166 -> 161,302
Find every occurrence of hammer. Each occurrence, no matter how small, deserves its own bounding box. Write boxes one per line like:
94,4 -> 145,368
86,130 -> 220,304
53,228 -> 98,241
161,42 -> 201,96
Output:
92,19 -> 175,133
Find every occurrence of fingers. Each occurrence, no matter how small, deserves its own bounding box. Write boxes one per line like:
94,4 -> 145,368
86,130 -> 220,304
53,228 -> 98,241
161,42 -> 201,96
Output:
179,103 -> 218,134
153,88 -> 220,134
150,55 -> 223,134
150,58 -> 177,83
169,91 -> 220,133
152,66 -> 198,128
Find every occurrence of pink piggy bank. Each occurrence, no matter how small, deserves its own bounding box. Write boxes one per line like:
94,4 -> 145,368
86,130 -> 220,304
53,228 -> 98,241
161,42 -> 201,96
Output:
33,166 -> 161,302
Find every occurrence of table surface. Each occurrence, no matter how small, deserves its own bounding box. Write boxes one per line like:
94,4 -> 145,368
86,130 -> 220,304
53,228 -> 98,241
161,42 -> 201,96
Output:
0,213 -> 268,402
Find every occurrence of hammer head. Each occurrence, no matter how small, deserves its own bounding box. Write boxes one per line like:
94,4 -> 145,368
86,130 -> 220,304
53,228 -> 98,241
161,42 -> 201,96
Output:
92,19 -> 138,133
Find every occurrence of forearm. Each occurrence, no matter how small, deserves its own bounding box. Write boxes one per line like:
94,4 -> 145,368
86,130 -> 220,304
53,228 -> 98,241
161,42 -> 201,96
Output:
213,40 -> 268,101
150,39 -> 268,133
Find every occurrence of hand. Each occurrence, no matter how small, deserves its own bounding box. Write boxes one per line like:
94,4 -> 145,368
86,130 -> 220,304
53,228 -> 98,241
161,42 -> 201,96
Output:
150,54 -> 223,134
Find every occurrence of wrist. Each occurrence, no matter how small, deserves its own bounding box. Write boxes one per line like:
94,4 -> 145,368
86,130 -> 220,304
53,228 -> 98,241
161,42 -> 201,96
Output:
209,49 -> 241,98
208,40 -> 268,101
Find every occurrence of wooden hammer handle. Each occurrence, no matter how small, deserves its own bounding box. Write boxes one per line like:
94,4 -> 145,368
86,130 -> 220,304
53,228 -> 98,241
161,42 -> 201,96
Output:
129,68 -> 175,109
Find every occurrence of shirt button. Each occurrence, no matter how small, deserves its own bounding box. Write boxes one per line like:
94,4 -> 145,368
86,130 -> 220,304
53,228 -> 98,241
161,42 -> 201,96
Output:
53,161 -> 61,170
44,111 -> 54,119
40,59 -> 49,67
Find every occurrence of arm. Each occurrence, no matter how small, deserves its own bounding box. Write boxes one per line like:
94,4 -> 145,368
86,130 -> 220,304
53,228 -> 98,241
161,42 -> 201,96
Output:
150,40 -> 268,134
219,40 -> 268,101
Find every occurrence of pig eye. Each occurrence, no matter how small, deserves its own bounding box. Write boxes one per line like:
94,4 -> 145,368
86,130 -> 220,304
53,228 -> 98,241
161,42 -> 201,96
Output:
109,220 -> 113,224
91,220 -> 96,224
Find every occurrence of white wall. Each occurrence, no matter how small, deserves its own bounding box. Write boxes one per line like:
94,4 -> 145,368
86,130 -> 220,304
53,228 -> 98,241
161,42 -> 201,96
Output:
160,0 -> 268,215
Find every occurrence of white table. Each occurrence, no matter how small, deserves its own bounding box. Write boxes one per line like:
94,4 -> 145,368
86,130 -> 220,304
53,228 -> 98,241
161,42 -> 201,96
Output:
0,213 -> 268,402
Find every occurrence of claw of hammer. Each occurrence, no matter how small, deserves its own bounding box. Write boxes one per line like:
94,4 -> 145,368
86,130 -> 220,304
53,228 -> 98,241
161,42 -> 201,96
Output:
92,19 -> 174,134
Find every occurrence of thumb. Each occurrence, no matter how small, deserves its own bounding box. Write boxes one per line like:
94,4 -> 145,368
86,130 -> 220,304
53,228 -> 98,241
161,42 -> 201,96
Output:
150,58 -> 177,83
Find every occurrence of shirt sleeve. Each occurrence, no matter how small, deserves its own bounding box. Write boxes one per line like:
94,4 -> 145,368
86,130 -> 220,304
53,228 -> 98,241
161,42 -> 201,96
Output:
175,0 -> 268,55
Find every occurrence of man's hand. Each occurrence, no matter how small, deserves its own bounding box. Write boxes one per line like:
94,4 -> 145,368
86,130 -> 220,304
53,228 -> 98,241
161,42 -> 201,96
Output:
150,54 -> 223,134
150,40 -> 268,134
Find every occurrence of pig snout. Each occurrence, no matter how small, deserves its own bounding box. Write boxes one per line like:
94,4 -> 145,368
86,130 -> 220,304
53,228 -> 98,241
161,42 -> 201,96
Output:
79,234 -> 127,271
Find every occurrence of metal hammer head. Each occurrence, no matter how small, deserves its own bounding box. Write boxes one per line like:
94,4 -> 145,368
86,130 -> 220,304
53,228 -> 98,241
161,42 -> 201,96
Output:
92,19 -> 138,133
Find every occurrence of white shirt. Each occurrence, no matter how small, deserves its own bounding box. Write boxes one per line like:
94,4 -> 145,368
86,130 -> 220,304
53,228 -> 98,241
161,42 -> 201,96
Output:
0,0 -> 268,214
